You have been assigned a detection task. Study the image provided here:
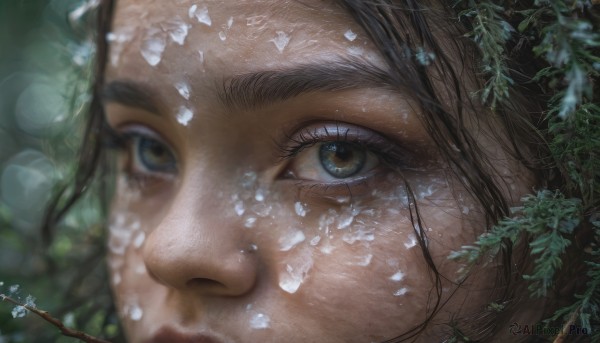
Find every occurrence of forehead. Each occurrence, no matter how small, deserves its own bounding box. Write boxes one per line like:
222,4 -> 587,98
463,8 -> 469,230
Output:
106,0 -> 382,84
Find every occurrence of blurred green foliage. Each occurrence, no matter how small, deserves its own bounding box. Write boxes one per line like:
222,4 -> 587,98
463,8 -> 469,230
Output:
0,1 -> 122,342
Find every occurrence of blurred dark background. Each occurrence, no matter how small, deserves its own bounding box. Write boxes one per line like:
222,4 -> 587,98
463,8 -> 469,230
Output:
0,1 -> 121,342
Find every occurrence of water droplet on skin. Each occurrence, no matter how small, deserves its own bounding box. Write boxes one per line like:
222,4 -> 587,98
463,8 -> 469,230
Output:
404,233 -> 417,249
269,31 -> 290,53
255,188 -> 265,202
133,231 -> 145,249
249,312 -> 271,329
234,201 -> 245,216
390,270 -> 405,282
140,29 -> 166,66
294,202 -> 307,217
393,288 -> 409,296
249,244 -> 258,252
190,5 -> 212,26
197,50 -> 205,63
176,106 -> 194,126
244,216 -> 256,228
279,230 -> 306,251
462,206 -> 470,215
219,31 -> 227,41
174,82 -> 191,100
130,304 -> 143,321
227,16 -> 234,29
344,29 -> 357,41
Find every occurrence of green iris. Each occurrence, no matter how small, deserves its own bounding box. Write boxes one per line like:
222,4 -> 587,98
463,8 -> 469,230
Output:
319,142 -> 366,178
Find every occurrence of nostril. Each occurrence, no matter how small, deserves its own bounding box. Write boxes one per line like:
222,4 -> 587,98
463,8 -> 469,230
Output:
186,278 -> 225,290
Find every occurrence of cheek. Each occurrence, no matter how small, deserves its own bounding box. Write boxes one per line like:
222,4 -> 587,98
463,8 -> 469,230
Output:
226,169 -> 487,328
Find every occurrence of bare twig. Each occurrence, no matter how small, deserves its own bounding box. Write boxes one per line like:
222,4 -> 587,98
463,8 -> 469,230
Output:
0,293 -> 112,343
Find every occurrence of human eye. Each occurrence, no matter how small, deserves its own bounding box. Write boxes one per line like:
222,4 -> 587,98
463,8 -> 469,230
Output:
278,122 -> 416,194
105,124 -> 178,187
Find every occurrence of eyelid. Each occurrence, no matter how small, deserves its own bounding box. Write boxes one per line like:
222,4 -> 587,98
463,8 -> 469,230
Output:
278,122 -> 416,168
108,124 -> 179,185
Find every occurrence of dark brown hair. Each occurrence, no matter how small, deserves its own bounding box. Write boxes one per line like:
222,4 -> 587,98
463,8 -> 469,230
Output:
44,0 -> 574,342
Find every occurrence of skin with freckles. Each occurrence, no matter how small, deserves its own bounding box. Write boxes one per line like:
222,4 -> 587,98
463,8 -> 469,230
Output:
104,1 -> 534,342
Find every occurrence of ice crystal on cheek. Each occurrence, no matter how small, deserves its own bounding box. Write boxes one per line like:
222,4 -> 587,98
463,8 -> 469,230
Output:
244,216 -> 257,228
234,200 -> 245,216
174,82 -> 191,100
389,270 -> 405,282
189,5 -> 212,26
279,230 -> 306,251
176,106 -> 194,126
344,29 -> 357,41
130,305 -> 143,321
342,226 -> 375,245
140,29 -> 167,66
294,201 -> 307,217
359,254 -> 373,266
161,17 -> 190,45
255,188 -> 266,202
403,233 -> 418,249
278,251 -> 313,294
393,287 -> 408,296
269,31 -> 290,53
108,214 -> 137,255
249,312 -> 271,329
251,202 -> 272,217
132,231 -> 145,249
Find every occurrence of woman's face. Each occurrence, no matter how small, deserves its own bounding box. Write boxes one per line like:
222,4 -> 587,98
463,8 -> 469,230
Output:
104,1 -> 529,342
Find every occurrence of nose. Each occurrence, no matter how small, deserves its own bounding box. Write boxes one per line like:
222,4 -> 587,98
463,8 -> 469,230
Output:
142,186 -> 258,297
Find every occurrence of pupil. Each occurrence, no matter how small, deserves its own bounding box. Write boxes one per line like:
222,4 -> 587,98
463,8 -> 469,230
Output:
319,142 -> 366,178
332,145 -> 353,163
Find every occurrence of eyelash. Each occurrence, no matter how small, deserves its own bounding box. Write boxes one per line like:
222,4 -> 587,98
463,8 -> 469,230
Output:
277,123 -> 414,170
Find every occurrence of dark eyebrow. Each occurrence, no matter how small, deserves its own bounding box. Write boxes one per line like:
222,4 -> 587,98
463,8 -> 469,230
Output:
102,80 -> 161,114
218,59 -> 396,111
